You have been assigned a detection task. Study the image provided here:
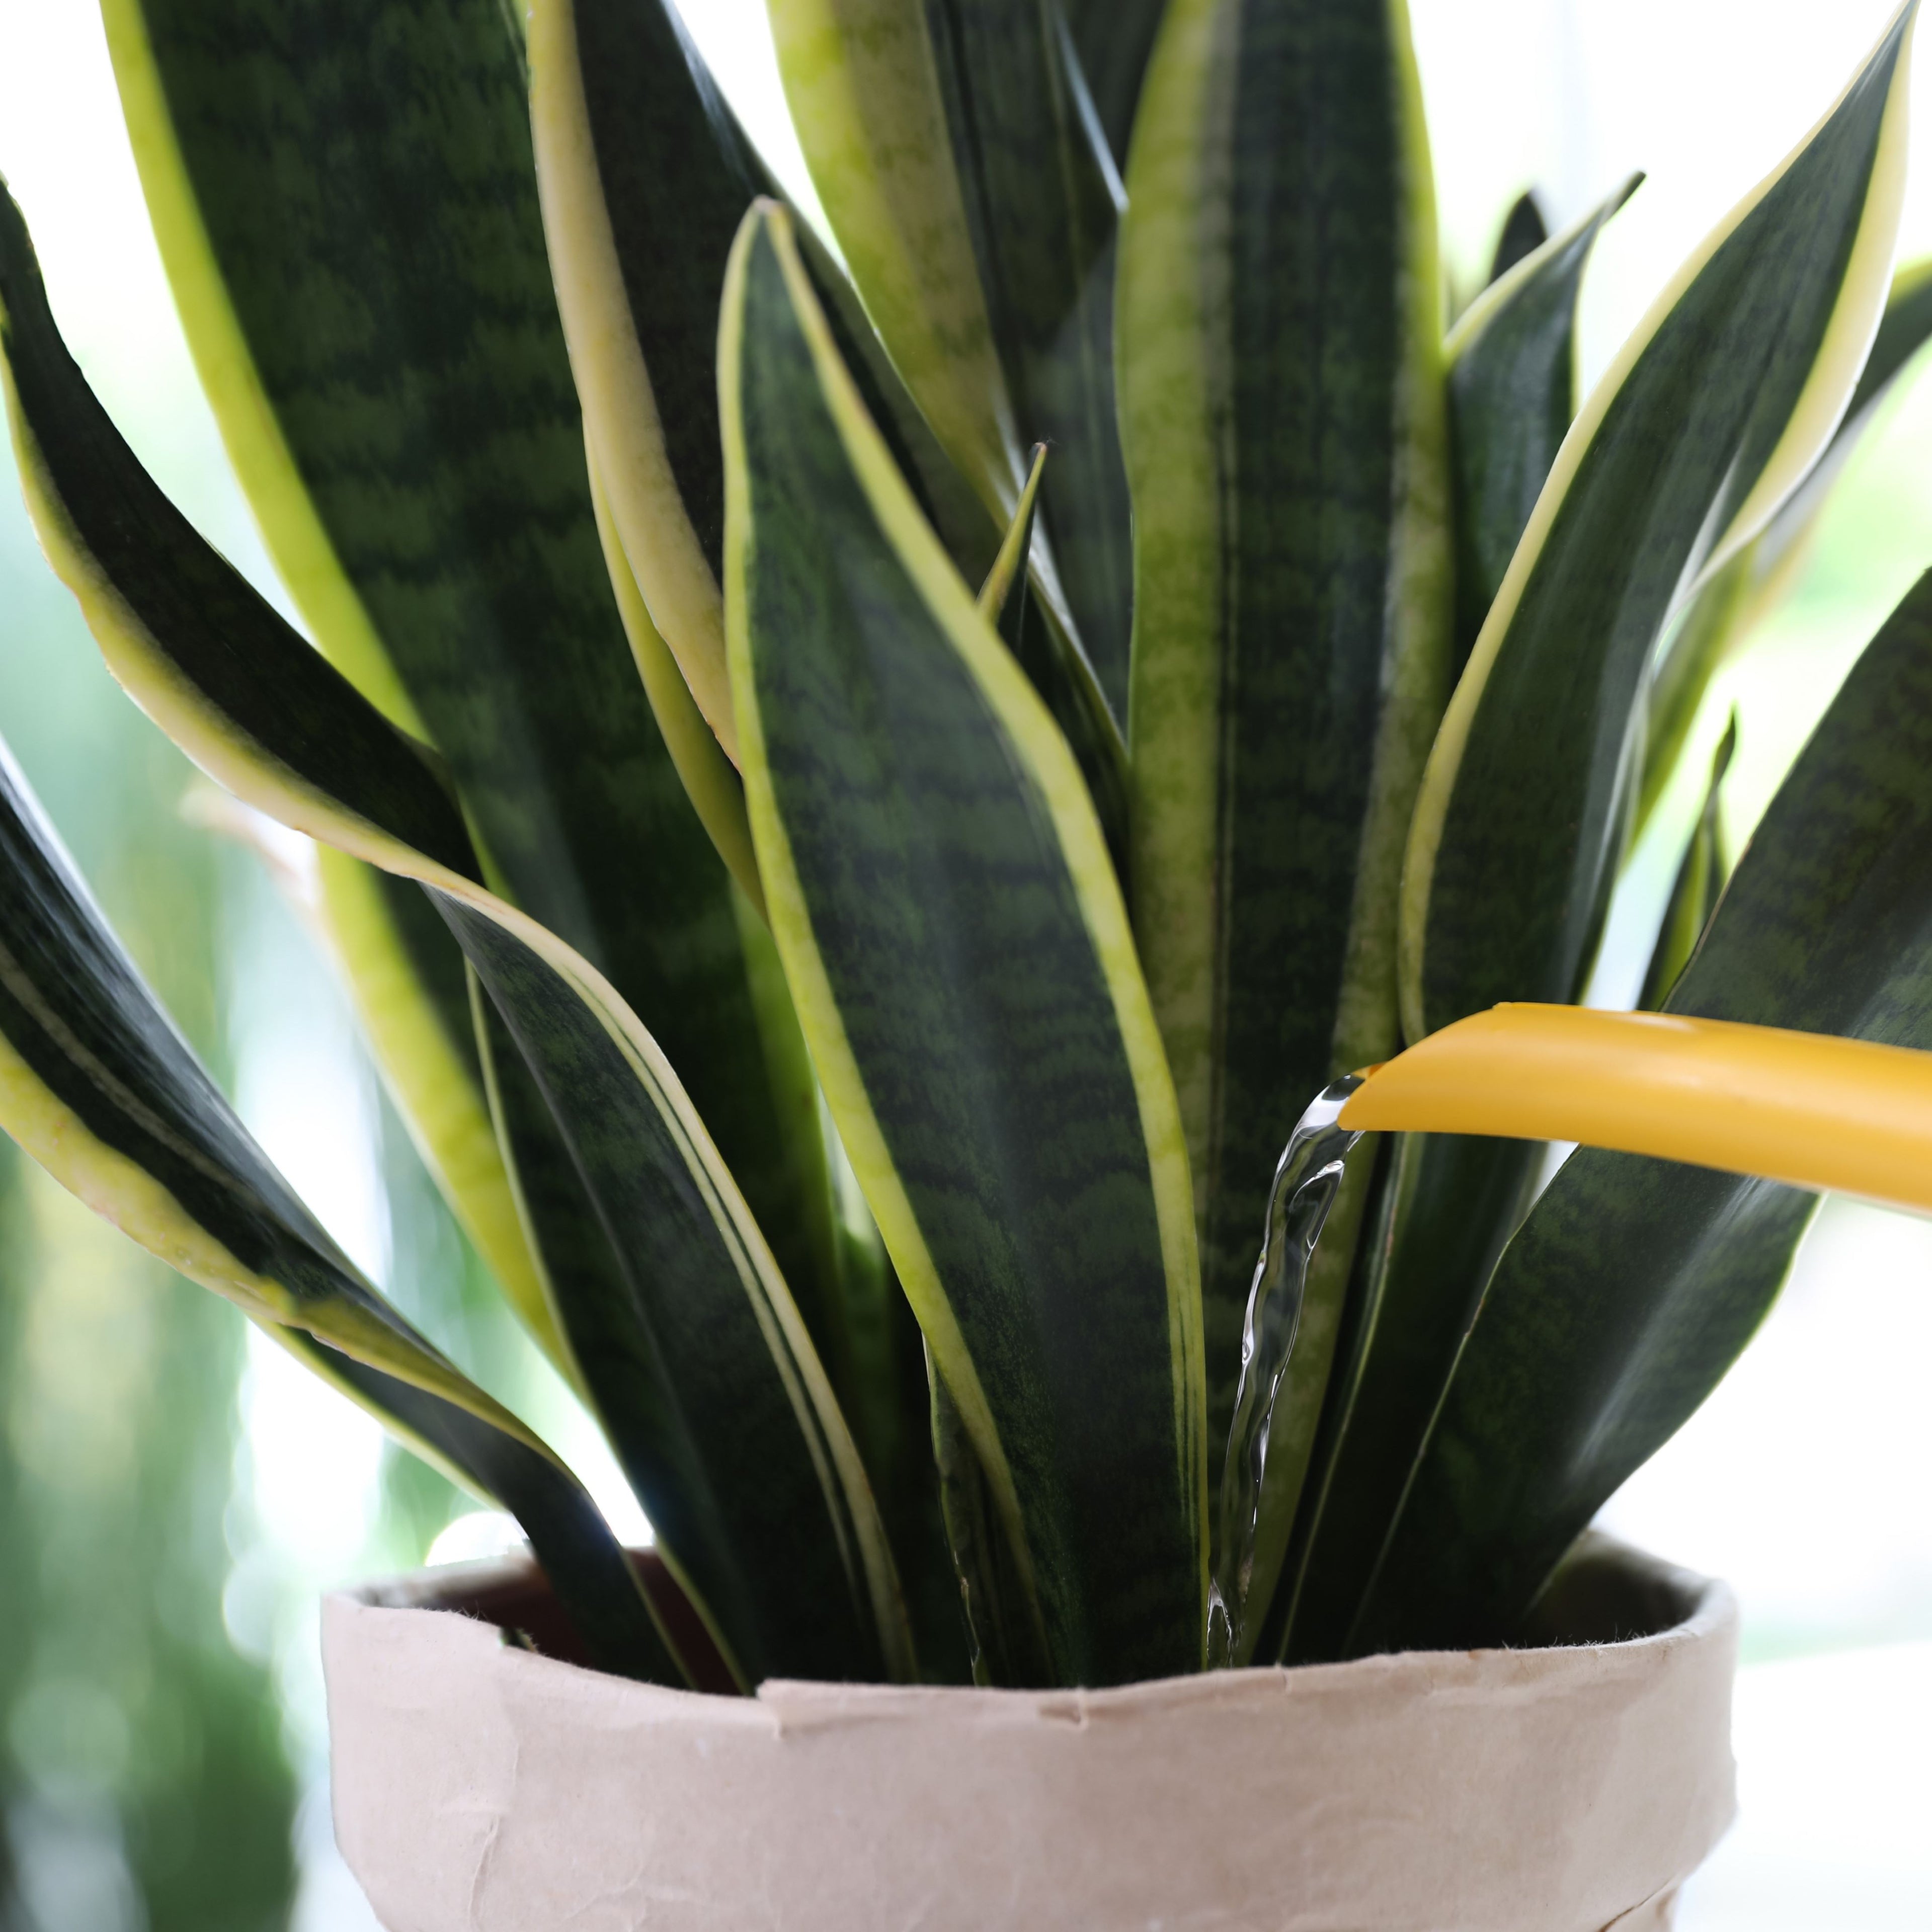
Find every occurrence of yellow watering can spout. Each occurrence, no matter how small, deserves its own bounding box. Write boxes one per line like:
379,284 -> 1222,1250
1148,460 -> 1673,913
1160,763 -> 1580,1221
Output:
1339,1003 -> 1932,1217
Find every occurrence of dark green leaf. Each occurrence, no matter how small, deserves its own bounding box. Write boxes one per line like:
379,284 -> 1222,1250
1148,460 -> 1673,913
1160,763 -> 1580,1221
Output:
459,919 -> 903,1684
929,1348 -> 1052,1686
1487,188 -> 1548,283
1639,255 -> 1932,831
1447,176 -> 1638,674
1403,10 -> 1916,1040
1062,0 -> 1170,172
529,0 -> 759,764
1357,566 -> 1932,1653
0,184 -> 910,1685
105,0 -> 843,1385
1267,1128 -> 1540,1661
0,742 -> 674,1683
1117,0 -> 1453,1543
926,0 -> 1136,720
723,205 -> 1204,1687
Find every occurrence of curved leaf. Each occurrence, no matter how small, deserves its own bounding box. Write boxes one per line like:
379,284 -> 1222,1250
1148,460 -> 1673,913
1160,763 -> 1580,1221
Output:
1117,0 -> 1453,1556
722,202 -> 1204,1687
1639,253 -> 1932,830
0,743 -> 672,1683
1266,181 -> 1636,1660
0,185 -> 909,1686
1357,564 -> 1932,1654
768,0 -> 1023,524
99,0 -> 843,1379
1446,176 -> 1638,673
310,850 -> 571,1372
1401,6 -> 1917,1041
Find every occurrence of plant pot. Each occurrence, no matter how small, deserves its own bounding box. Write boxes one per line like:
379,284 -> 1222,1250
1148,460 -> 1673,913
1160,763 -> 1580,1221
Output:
322,1533 -> 1735,1932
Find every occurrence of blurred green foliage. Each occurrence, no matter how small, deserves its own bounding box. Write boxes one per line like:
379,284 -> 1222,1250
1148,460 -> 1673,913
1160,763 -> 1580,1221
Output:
0,500 -> 298,1926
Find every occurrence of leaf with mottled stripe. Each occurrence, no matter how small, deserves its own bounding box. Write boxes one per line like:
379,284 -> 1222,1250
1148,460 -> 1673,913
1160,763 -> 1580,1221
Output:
0,184 -> 909,1687
1401,8 -> 1917,1042
310,850 -> 571,1371
0,743 -> 673,1683
1263,177 -> 1637,1662
1357,566 -> 1932,1654
723,202 -> 1203,1687
1117,0 -> 1452,1604
100,0 -> 843,1388
768,0 -> 1131,817
922,0 -> 1136,718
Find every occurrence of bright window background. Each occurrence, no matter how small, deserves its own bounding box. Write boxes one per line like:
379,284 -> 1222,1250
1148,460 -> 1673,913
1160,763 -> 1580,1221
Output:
0,1 -> 1929,1925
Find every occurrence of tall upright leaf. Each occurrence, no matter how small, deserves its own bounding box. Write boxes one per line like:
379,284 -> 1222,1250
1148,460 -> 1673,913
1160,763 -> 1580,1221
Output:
1446,177 -> 1638,671
1358,566 -> 1932,1654
923,0 -> 1136,715
722,202 -> 1204,1687
311,850 -> 571,1372
1117,0 -> 1453,1609
1270,176 -> 1635,1662
1401,7 -> 1916,1042
768,0 -> 1133,741
99,0 -> 844,1375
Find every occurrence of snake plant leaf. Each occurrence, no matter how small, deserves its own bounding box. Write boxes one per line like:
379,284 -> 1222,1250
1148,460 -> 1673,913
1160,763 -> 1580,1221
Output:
459,929 -> 906,1686
1447,176 -> 1639,672
1402,6 -> 1917,1043
1118,0 -> 1453,1510
929,1350 -> 1052,1687
921,0 -> 1136,719
99,0 -> 843,1365
1265,177 -> 1641,1664
978,442 -> 1049,645
0,196 -> 910,1689
1639,714 -> 1737,1010
722,202 -> 1205,1687
1639,254 -> 1932,832
1356,564 -> 1932,1655
768,0 -> 1025,531
528,0 -> 759,765
584,444 -> 765,915
769,0 -> 1134,740
1265,1123 -> 1540,1663
1487,189 -> 1549,284
0,746 -> 674,1684
312,850 -> 572,1372
1062,0 -> 1170,172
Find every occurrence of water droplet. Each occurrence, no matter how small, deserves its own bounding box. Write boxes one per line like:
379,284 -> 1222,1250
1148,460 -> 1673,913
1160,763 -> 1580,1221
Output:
1206,1076 -> 1365,1668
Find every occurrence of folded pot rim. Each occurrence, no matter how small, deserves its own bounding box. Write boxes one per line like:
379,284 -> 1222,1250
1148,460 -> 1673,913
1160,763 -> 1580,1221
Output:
333,1527 -> 1734,1713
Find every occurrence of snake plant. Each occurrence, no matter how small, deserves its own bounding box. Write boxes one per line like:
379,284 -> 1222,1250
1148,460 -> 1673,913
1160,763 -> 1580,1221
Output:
0,0 -> 1929,1691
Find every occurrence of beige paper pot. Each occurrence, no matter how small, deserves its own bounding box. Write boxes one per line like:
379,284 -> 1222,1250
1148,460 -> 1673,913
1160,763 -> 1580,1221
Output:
323,1533 -> 1735,1932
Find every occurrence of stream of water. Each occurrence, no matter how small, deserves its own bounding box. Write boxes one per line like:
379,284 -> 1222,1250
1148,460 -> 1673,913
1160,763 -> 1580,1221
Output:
1206,1076 -> 1366,1668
